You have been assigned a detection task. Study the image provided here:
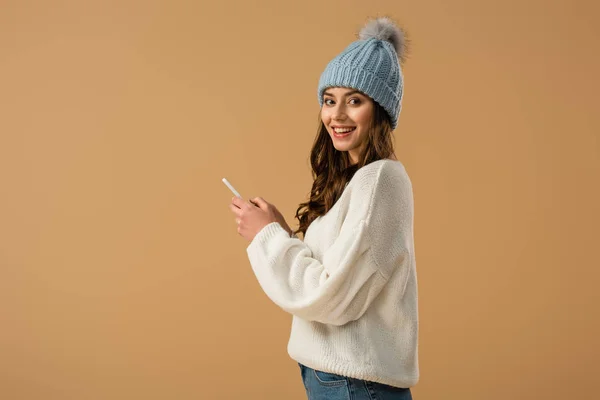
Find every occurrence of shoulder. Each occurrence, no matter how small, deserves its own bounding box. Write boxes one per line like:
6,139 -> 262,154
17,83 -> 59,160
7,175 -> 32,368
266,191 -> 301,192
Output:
356,158 -> 408,176
355,159 -> 412,195
377,159 -> 409,179
379,159 -> 412,192
363,160 -> 414,219
345,159 -> 413,219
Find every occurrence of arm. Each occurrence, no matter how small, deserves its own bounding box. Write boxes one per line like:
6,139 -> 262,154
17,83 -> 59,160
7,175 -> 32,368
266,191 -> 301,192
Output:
246,163 -> 413,326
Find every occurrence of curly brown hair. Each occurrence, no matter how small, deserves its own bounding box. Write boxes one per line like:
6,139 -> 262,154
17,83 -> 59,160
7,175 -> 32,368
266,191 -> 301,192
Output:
291,100 -> 397,238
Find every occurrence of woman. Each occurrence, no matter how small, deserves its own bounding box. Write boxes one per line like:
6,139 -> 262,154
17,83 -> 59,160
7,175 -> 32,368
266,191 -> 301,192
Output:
229,16 -> 418,399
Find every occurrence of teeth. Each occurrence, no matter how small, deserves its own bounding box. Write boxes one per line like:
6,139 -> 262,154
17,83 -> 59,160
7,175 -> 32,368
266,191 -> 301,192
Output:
334,127 -> 355,133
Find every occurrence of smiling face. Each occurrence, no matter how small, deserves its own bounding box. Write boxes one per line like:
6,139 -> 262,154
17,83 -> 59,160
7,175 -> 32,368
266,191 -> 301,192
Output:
321,87 -> 375,165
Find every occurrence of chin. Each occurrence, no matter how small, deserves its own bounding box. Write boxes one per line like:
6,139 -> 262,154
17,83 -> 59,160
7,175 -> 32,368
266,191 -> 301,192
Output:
332,142 -> 350,150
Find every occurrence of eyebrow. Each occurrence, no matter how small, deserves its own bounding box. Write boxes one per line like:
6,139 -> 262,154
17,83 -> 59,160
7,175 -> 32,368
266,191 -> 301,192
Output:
322,89 -> 363,98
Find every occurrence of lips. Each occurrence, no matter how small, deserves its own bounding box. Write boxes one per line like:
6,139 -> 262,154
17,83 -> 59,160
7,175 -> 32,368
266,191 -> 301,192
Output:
332,126 -> 356,138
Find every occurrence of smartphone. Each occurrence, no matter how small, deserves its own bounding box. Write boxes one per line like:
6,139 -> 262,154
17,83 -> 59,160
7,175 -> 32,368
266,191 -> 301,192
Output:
222,178 -> 258,206
222,178 -> 242,198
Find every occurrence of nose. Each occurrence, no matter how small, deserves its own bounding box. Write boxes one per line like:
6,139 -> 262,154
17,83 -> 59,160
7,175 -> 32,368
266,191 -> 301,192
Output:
331,103 -> 347,121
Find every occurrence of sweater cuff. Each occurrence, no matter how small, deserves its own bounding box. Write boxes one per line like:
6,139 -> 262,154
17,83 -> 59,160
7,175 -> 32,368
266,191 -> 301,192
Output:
246,222 -> 290,253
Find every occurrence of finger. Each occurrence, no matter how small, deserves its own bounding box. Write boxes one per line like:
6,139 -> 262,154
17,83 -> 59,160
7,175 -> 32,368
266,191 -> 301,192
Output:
229,204 -> 242,215
231,196 -> 246,210
251,197 -> 268,209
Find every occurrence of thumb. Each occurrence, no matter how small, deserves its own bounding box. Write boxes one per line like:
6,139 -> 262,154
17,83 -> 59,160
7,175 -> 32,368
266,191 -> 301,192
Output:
250,197 -> 267,209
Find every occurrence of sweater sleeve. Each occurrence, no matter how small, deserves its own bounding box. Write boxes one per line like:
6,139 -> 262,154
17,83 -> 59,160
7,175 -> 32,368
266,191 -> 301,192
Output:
245,162 -> 413,326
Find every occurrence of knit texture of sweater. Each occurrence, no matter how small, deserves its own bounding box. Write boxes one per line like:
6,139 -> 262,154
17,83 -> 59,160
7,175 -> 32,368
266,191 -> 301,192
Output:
246,159 -> 419,388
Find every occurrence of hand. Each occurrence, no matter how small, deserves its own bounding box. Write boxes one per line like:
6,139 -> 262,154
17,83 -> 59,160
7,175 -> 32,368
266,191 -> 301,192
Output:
229,196 -> 290,242
261,198 -> 293,237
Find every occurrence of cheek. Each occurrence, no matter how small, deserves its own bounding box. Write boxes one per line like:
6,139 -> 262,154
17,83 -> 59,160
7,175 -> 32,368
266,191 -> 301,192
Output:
354,108 -> 373,127
320,109 -> 331,125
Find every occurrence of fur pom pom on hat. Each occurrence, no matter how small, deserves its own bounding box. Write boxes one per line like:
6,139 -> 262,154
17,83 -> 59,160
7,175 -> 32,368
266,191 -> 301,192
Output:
318,17 -> 409,129
358,17 -> 408,64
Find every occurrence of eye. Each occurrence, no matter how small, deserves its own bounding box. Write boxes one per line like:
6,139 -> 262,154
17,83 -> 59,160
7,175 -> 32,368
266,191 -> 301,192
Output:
349,97 -> 361,105
324,98 -> 335,106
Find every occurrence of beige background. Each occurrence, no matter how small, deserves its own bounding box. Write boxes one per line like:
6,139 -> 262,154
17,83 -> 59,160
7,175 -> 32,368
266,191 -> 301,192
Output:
1,0 -> 599,399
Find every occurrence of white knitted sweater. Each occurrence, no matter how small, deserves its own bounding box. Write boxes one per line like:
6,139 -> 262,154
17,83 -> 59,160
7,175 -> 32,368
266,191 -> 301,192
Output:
246,159 -> 419,388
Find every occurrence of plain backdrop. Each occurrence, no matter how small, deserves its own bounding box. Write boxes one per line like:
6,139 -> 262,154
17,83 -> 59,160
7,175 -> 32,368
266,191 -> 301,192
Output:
1,0 -> 599,399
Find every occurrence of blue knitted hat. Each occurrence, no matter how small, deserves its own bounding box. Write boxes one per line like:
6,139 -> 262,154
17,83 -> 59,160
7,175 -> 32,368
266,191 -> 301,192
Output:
317,17 -> 408,129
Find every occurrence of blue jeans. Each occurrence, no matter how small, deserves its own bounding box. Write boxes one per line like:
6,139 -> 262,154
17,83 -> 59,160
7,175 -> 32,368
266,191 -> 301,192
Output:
298,363 -> 413,400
